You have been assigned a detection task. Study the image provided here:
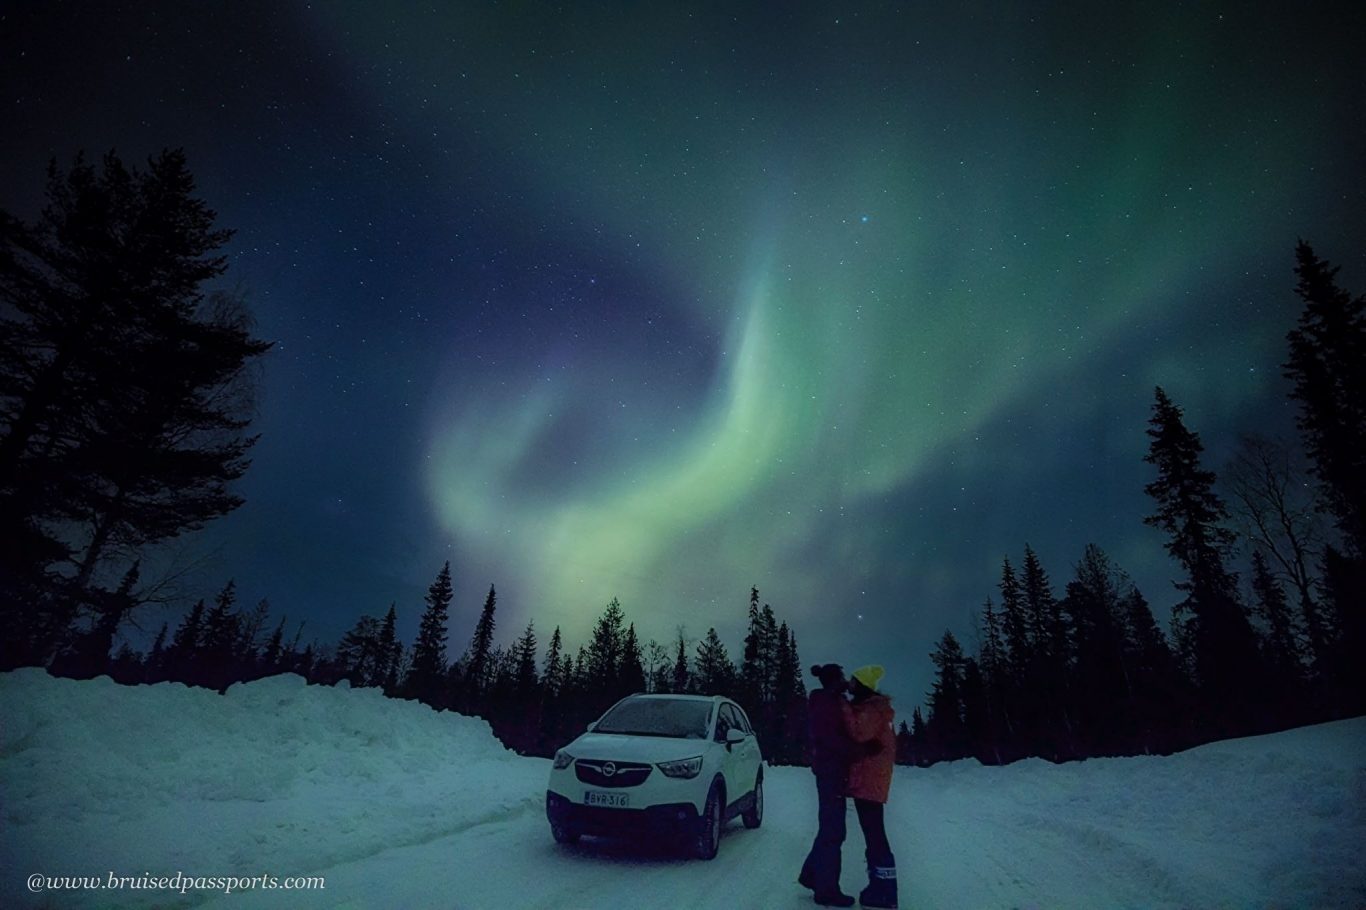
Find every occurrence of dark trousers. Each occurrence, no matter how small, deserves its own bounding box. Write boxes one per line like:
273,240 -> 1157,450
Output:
853,799 -> 894,869
800,775 -> 847,892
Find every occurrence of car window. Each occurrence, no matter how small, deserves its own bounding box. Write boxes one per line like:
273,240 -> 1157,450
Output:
728,704 -> 748,734
713,705 -> 732,742
729,703 -> 752,734
594,698 -> 712,739
717,703 -> 746,739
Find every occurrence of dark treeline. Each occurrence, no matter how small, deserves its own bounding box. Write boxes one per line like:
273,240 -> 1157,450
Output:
902,241 -> 1366,766
326,574 -> 813,761
3,151 -> 1362,770
46,566 -> 813,762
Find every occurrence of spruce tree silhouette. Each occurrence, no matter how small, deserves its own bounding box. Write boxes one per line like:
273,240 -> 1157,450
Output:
1144,387 -> 1264,734
0,150 -> 270,668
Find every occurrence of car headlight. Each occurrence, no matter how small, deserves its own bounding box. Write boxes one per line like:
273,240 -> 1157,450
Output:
552,750 -> 575,770
657,756 -> 704,779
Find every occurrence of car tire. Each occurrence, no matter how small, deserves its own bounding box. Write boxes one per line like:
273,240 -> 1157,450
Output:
691,782 -> 723,860
742,772 -> 763,829
550,821 -> 580,845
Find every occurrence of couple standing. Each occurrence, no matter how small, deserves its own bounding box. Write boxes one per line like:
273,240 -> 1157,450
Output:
799,663 -> 898,909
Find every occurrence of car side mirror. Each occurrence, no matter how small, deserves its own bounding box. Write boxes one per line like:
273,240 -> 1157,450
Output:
726,728 -> 746,746
586,721 -> 597,733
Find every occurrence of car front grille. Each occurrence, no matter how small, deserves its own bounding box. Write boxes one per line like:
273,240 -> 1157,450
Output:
575,759 -> 653,788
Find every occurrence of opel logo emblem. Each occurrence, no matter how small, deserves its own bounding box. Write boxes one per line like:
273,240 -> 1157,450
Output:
602,761 -> 617,777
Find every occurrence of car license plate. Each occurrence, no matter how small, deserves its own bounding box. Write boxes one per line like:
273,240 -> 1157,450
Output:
585,790 -> 629,808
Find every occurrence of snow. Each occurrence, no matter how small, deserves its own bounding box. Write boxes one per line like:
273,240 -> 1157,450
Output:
2,669 -> 1363,909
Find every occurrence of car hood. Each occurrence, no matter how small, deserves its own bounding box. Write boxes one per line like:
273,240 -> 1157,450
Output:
564,732 -> 708,764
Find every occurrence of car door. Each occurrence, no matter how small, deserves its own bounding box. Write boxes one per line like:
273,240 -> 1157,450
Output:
717,703 -> 752,805
727,703 -> 761,795
711,703 -> 738,803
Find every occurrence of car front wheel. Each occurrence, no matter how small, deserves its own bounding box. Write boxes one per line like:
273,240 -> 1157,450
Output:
742,773 -> 763,829
691,782 -> 723,860
550,820 -> 580,845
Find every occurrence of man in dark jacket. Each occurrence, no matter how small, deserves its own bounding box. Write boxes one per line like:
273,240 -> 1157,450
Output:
798,663 -> 858,907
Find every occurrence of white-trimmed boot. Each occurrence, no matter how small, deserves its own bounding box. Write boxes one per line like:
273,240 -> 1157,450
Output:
858,862 -> 897,909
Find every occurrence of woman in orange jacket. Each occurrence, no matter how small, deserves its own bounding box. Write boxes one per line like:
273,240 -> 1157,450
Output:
842,665 -> 898,909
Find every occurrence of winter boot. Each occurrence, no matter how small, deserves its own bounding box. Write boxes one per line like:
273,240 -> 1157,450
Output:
813,891 -> 856,908
798,855 -> 815,891
858,863 -> 897,909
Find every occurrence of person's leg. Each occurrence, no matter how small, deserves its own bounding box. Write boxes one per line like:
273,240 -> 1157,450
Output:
816,778 -> 847,881
854,799 -> 897,908
801,775 -> 849,900
854,799 -> 892,867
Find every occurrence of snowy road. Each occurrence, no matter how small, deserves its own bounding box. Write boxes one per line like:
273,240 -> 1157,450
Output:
199,744 -> 1362,910
4,672 -> 1363,910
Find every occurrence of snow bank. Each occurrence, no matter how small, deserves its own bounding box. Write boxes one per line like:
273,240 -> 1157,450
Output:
1,669 -> 542,910
3,670 -> 1363,909
901,718 -> 1366,909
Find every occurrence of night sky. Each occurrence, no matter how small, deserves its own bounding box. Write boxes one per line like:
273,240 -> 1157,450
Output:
3,2 -> 1363,704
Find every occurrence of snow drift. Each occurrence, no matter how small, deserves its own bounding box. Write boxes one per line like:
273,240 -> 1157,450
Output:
2,669 -> 1363,909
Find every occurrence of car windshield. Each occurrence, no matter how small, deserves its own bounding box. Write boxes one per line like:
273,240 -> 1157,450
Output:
594,699 -> 712,739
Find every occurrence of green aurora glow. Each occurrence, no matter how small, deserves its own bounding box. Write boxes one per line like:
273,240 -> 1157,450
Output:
307,2 -> 1362,694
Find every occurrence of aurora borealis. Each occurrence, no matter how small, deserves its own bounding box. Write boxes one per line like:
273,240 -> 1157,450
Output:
3,2 -> 1362,701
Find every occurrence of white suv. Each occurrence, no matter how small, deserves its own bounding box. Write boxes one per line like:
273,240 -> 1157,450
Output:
545,694 -> 763,859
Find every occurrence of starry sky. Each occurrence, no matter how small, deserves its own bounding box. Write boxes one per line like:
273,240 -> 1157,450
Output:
3,1 -> 1363,705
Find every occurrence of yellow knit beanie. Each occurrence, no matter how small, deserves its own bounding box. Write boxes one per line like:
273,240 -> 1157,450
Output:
851,664 -> 884,691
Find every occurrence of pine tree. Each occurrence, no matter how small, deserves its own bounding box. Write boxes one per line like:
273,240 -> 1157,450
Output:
337,614 -> 381,685
169,599 -> 205,680
235,598 -> 271,676
1283,242 -> 1366,559
573,645 -> 589,690
671,628 -> 691,694
894,720 -> 914,765
961,657 -> 992,761
1062,545 -> 1133,755
620,623 -> 646,695
1284,244 -> 1366,712
693,627 -> 735,696
108,641 -> 143,684
979,597 -> 1006,687
645,639 -> 671,694
262,617 -> 286,675
998,557 -> 1029,677
1249,550 -> 1303,683
405,562 -> 453,706
0,151 -> 271,667
909,707 -> 928,766
1144,387 -> 1263,730
541,626 -> 564,696
1318,544 -> 1366,714
50,559 -> 143,679
1117,586 -> 1179,753
975,596 -> 1009,760
145,621 -> 169,682
514,621 -> 539,696
769,620 -> 803,763
199,580 -> 239,690
587,597 -> 625,696
760,604 -> 779,696
1021,545 -> 1058,653
740,586 -> 765,713
926,630 -> 967,761
538,626 -> 565,752
372,604 -> 402,691
462,583 -> 498,706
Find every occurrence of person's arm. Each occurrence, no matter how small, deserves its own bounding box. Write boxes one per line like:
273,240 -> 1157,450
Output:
842,699 -> 876,741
